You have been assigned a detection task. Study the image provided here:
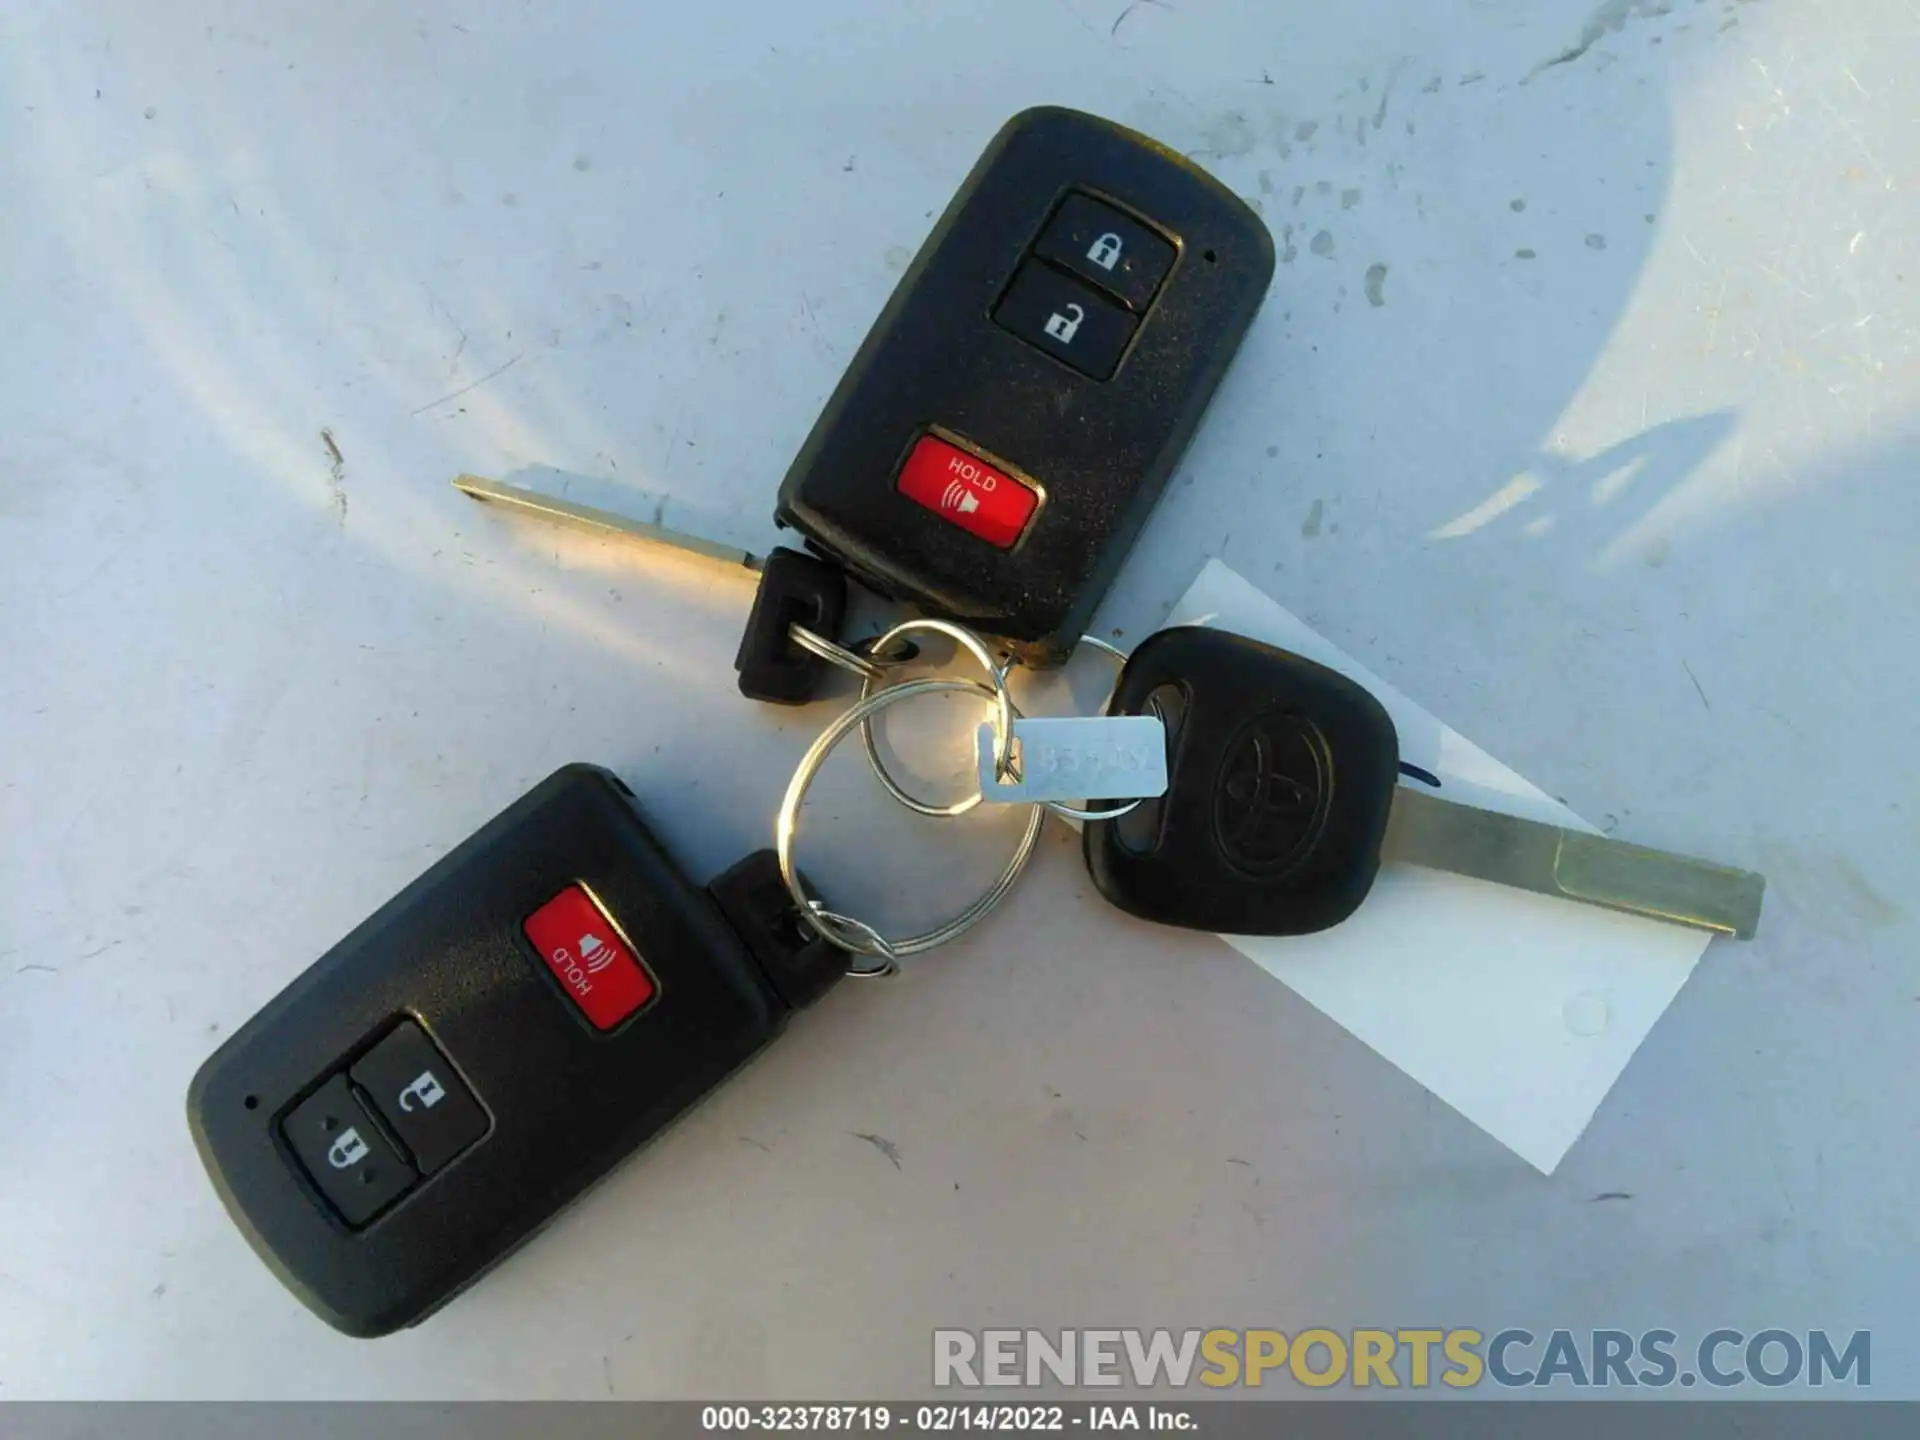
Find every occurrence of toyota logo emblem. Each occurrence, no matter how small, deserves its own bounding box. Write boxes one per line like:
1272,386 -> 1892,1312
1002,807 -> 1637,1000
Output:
1211,713 -> 1333,873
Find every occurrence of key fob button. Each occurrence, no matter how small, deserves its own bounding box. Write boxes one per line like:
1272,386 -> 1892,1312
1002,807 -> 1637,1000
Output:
349,1022 -> 488,1175
281,1075 -> 417,1227
523,884 -> 656,1031
1034,193 -> 1177,312
994,260 -> 1138,381
895,434 -> 1039,548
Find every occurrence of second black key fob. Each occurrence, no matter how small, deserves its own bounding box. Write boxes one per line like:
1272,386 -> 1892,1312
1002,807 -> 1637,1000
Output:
776,106 -> 1275,666
187,764 -> 842,1337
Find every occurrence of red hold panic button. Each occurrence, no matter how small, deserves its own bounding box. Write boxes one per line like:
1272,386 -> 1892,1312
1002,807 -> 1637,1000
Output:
896,435 -> 1038,549
523,886 -> 655,1031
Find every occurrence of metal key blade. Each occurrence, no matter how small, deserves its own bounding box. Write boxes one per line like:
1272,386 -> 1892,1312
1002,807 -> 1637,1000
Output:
1381,787 -> 1765,939
452,474 -> 762,571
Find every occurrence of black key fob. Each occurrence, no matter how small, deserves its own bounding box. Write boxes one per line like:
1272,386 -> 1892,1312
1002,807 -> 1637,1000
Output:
1083,626 -> 1401,936
187,764 -> 842,1336
777,107 -> 1274,666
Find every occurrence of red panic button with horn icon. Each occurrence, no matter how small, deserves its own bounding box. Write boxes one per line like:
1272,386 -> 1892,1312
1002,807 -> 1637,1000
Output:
523,886 -> 655,1030
895,435 -> 1039,549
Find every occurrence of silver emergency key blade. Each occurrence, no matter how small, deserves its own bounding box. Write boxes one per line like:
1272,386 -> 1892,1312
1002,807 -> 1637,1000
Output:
977,715 -> 1170,806
451,473 -> 896,688
453,474 -> 763,571
1381,786 -> 1765,939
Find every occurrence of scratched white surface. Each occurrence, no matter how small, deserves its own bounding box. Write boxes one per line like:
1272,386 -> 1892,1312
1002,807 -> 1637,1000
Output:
2,0 -> 1916,1401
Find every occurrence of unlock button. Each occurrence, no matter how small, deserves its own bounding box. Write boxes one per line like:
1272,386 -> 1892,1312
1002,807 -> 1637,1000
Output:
351,1021 -> 489,1174
994,260 -> 1137,381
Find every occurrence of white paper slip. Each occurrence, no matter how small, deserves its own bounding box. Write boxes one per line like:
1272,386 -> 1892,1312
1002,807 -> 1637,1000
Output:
1168,559 -> 1713,1174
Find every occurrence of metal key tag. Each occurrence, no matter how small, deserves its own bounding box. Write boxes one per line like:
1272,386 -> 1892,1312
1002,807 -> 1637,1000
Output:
976,715 -> 1169,805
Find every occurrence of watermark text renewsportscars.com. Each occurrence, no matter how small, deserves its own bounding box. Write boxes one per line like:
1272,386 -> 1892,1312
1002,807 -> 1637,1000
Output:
933,1328 -> 1871,1390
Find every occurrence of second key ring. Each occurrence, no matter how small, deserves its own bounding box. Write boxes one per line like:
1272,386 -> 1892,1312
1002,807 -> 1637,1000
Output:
862,628 -> 1141,821
857,618 -> 1018,818
778,676 -> 1047,973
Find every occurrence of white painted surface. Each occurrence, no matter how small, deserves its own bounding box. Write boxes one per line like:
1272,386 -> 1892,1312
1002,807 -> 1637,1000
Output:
2,0 -> 1915,1401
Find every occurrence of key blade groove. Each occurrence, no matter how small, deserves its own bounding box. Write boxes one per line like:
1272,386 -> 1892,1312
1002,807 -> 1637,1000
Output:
1552,832 -> 1765,939
1382,788 -> 1763,940
452,474 -> 763,571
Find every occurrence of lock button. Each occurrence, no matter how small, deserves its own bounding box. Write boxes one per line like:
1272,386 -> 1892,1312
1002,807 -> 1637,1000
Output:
350,1021 -> 490,1175
282,1074 -> 418,1227
994,260 -> 1138,381
1033,193 -> 1177,312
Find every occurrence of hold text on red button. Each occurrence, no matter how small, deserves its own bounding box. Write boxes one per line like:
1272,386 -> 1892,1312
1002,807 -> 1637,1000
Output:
896,435 -> 1038,549
523,886 -> 655,1031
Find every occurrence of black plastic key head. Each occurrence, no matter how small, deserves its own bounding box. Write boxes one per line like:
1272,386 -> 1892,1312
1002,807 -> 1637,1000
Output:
734,546 -> 848,705
705,849 -> 845,1012
1084,627 -> 1401,936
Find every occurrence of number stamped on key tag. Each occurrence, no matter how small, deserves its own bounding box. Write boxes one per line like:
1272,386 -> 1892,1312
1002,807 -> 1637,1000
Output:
975,714 -> 1169,806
